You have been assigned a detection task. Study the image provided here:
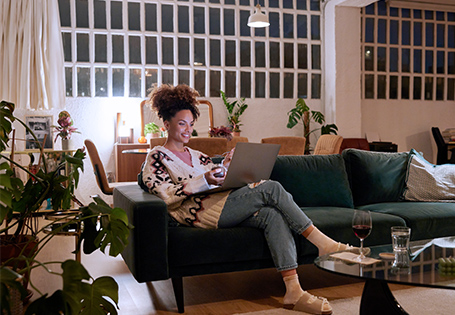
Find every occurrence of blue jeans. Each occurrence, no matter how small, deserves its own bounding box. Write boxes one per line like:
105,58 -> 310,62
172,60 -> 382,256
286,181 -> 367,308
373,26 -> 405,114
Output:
218,180 -> 313,272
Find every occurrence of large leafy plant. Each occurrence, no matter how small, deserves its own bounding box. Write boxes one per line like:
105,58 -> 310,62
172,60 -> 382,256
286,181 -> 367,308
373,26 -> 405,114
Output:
0,100 -> 132,315
287,98 -> 338,153
220,90 -> 248,133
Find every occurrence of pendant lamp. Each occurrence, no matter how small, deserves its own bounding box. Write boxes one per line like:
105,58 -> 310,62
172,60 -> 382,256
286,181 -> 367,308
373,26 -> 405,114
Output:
247,3 -> 270,28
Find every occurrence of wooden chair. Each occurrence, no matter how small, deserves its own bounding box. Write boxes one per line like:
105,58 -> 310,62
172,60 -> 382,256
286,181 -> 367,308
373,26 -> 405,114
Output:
313,135 -> 343,155
260,136 -> 306,155
227,136 -> 249,151
431,127 -> 455,165
187,137 -> 228,157
150,137 -> 166,148
84,139 -> 136,195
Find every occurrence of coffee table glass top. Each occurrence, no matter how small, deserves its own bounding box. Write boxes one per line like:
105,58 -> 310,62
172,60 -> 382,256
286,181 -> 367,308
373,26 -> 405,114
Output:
315,236 -> 455,290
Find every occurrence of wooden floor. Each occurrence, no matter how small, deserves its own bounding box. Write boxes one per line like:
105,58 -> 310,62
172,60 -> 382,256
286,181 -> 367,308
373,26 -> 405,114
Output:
28,230 -> 411,315
80,250 -> 410,315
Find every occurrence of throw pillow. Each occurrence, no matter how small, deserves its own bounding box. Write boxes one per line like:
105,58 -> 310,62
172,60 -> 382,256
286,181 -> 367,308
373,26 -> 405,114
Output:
342,149 -> 410,206
402,149 -> 455,202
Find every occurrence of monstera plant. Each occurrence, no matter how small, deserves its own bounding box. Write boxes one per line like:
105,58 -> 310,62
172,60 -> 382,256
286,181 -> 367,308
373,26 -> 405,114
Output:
287,98 -> 338,154
0,100 -> 132,315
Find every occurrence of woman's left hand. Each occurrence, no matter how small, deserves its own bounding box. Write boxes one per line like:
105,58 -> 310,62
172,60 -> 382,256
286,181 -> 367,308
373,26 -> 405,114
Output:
222,148 -> 235,169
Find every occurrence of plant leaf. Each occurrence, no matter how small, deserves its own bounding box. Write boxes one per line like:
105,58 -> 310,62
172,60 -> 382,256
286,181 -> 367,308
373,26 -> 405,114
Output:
25,291 -> 74,315
311,111 -> 325,125
79,276 -> 119,315
77,199 -> 131,256
287,98 -> 309,129
321,124 -> 338,135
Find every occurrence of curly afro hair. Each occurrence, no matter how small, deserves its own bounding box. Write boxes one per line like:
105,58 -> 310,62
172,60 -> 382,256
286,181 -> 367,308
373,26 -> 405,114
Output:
148,84 -> 200,122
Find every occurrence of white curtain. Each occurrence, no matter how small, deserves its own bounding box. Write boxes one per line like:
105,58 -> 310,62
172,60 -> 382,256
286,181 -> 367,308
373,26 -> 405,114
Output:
0,0 -> 65,110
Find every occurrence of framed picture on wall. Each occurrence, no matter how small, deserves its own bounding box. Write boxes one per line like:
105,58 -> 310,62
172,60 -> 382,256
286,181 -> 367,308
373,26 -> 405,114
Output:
25,115 -> 53,150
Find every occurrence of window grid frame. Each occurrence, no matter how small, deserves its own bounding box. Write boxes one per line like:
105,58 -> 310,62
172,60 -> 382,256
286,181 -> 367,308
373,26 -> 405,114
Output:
361,2 -> 455,101
61,0 -> 322,99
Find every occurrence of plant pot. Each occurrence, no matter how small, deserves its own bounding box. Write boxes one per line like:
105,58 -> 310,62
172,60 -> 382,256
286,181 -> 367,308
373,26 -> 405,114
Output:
62,138 -> 70,150
1,234 -> 38,299
233,131 -> 241,137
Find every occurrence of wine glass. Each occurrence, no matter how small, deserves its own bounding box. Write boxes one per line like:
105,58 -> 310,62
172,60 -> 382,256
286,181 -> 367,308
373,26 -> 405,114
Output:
352,210 -> 372,261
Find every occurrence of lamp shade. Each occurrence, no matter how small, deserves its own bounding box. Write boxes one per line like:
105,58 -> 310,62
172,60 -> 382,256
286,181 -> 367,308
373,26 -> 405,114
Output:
247,4 -> 270,28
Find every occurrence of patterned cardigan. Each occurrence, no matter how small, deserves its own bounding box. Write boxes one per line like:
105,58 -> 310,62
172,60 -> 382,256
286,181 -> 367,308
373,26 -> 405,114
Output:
142,146 -> 230,229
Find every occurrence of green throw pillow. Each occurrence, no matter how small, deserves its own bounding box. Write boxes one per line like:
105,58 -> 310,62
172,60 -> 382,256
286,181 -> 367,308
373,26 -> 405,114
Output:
342,149 -> 410,206
270,154 -> 354,208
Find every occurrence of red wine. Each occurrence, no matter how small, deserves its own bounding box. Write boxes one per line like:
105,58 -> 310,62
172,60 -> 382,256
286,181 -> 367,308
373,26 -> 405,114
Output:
353,225 -> 371,239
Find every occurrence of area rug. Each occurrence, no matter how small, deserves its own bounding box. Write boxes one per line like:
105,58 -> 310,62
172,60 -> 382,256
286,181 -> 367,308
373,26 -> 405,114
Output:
236,287 -> 455,315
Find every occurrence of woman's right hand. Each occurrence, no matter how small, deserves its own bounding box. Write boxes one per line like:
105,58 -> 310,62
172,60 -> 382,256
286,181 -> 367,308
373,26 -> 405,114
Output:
205,167 -> 226,186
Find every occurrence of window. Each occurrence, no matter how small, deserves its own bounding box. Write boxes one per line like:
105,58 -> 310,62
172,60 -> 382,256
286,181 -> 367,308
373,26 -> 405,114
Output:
362,1 -> 455,101
60,0 -> 322,99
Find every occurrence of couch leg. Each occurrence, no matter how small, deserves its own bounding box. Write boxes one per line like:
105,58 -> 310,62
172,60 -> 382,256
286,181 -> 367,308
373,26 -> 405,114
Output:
171,277 -> 184,313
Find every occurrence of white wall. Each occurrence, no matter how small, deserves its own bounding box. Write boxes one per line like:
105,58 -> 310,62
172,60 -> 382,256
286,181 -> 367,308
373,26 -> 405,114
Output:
362,99 -> 455,161
324,1 -> 363,138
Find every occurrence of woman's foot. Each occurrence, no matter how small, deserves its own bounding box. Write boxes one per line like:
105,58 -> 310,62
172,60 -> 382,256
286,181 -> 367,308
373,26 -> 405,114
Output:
284,291 -> 332,315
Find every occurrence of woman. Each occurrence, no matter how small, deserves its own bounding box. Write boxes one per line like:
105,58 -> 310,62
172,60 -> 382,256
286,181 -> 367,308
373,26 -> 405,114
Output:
142,84 -> 355,315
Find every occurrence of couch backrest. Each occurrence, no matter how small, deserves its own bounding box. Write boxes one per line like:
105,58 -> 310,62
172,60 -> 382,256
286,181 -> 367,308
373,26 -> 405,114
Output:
270,154 -> 354,208
342,149 -> 410,206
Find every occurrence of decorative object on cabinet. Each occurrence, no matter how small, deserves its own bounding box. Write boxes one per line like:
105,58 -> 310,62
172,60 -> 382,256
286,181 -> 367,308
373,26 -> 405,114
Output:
209,126 -> 233,141
25,115 -> 53,150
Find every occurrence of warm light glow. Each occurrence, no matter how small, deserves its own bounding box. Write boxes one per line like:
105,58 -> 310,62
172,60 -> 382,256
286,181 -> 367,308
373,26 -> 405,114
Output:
119,121 -> 130,137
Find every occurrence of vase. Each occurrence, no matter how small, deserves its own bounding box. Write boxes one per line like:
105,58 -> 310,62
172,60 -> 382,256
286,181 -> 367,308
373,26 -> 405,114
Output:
62,139 -> 69,150
233,131 -> 241,137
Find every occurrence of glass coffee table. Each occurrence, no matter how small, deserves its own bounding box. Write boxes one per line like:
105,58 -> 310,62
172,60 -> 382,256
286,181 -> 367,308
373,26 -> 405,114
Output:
315,237 -> 455,315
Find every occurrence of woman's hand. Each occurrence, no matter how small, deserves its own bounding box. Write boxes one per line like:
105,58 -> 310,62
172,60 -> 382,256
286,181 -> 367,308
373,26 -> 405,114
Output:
222,149 -> 235,169
205,167 -> 226,186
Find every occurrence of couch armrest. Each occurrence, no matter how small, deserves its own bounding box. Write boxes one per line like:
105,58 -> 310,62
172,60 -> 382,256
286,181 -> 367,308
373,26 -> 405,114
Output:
113,184 -> 169,282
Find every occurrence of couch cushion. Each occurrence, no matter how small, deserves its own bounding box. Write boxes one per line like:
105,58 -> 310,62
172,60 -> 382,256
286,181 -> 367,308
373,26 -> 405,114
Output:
402,149 -> 455,202
342,149 -> 410,206
270,155 -> 354,208
358,202 -> 455,241
300,207 -> 406,250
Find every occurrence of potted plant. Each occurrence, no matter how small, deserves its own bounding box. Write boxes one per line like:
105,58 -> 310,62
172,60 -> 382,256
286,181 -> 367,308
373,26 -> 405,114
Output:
209,126 -> 233,141
220,90 -> 248,136
287,98 -> 338,154
51,110 -> 80,150
144,122 -> 161,138
0,100 -> 132,315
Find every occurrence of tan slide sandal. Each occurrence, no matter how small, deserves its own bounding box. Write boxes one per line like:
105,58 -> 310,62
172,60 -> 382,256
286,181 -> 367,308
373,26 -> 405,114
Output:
284,291 -> 332,315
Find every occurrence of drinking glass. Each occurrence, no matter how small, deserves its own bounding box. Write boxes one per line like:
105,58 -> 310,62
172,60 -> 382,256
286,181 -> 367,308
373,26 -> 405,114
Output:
352,210 -> 372,261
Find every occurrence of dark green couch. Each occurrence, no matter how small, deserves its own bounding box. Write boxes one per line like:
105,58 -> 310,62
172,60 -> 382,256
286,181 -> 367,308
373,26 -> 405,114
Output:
113,149 -> 455,313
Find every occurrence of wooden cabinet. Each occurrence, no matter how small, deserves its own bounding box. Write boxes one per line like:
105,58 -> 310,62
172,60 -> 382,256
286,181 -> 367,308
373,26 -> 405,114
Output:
114,143 -> 149,182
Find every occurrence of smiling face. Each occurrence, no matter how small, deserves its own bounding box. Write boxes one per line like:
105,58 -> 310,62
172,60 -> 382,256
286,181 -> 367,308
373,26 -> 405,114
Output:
164,109 -> 195,146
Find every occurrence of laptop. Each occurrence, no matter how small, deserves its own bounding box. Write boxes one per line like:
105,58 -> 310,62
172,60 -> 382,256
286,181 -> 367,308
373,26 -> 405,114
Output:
202,142 -> 281,194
